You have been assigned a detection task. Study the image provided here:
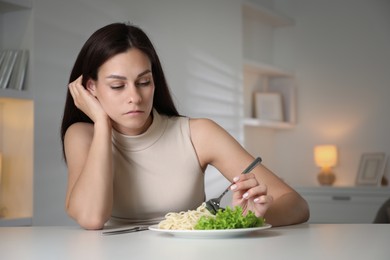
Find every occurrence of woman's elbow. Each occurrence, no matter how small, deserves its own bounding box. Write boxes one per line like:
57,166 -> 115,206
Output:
286,192 -> 310,225
299,198 -> 310,223
77,217 -> 107,230
266,191 -> 310,226
66,207 -> 108,230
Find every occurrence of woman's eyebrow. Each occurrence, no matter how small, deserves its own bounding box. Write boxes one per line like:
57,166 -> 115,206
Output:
106,69 -> 151,80
137,69 -> 152,78
106,75 -> 127,80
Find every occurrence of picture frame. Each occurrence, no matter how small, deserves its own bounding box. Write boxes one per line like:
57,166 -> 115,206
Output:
254,92 -> 284,122
356,153 -> 387,186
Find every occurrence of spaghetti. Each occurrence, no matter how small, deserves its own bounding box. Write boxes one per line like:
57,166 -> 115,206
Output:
158,202 -> 215,230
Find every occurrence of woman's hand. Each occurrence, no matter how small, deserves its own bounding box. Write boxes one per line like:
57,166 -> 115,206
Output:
68,76 -> 108,123
230,173 -> 273,218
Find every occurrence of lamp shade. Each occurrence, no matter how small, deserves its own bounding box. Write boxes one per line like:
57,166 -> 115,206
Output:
314,145 -> 337,168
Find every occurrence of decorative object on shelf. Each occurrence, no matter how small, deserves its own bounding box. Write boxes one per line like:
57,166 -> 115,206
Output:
314,145 -> 338,186
356,152 -> 387,186
254,92 -> 284,122
0,49 -> 29,91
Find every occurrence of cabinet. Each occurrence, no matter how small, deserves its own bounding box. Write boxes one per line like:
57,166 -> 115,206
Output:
242,1 -> 296,129
295,187 -> 390,223
0,0 -> 33,224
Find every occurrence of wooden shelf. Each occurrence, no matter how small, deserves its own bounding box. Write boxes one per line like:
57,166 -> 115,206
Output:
243,117 -> 294,129
0,88 -> 32,101
244,59 -> 293,77
0,0 -> 32,14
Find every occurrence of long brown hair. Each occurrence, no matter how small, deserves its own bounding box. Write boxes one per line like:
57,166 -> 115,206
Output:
60,23 -> 179,160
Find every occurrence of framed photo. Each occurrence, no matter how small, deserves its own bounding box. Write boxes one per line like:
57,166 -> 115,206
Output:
254,92 -> 284,122
356,153 -> 387,186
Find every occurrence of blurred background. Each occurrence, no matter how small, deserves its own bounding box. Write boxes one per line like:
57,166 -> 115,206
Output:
0,0 -> 389,225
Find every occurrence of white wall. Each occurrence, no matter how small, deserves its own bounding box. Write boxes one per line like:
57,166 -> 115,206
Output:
271,0 -> 390,186
32,0 -> 242,225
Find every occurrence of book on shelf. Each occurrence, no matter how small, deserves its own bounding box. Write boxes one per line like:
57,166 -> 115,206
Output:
0,51 -> 7,67
8,50 -> 29,91
0,49 -> 29,91
0,50 -> 19,89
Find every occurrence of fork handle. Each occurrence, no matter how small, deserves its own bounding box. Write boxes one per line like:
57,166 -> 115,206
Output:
218,157 -> 262,200
217,187 -> 231,200
242,157 -> 262,174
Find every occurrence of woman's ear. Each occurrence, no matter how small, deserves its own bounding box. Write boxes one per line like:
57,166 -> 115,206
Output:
86,80 -> 97,96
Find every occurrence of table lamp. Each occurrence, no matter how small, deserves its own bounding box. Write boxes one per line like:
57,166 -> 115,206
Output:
314,145 -> 337,185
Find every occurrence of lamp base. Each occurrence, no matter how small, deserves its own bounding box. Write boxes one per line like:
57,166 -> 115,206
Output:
317,171 -> 335,186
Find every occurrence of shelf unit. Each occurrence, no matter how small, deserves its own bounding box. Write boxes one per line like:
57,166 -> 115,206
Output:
242,1 -> 296,129
295,186 -> 390,223
0,0 -> 33,224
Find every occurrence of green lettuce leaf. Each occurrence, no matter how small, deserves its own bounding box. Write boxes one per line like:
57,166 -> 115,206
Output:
194,206 -> 265,230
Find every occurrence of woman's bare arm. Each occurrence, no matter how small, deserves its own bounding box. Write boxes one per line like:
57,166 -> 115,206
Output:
64,119 -> 113,230
190,118 -> 309,226
64,76 -> 115,229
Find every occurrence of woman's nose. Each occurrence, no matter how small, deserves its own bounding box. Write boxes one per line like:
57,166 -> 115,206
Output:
127,87 -> 142,104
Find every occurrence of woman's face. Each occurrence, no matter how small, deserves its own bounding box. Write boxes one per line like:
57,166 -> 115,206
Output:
90,48 -> 155,136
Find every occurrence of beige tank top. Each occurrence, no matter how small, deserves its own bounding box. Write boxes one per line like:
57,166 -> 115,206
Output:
109,110 -> 205,226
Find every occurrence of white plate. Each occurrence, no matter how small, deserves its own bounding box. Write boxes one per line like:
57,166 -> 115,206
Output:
148,223 -> 272,238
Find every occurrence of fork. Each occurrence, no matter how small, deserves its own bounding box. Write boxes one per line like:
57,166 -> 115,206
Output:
205,157 -> 262,214
102,226 -> 149,236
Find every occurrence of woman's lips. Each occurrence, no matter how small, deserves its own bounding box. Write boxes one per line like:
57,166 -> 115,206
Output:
124,110 -> 144,115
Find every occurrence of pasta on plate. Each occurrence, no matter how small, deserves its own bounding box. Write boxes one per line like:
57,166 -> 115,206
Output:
158,203 -> 215,230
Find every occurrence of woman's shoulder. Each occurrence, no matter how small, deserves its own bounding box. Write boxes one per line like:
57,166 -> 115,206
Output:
188,117 -> 243,168
189,117 -> 223,132
188,117 -> 229,146
64,122 -> 94,141
67,122 -> 94,133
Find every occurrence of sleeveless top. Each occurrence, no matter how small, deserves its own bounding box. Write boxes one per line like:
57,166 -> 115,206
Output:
109,110 -> 205,226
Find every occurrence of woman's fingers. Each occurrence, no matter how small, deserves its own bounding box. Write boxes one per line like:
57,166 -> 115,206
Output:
231,173 -> 260,192
68,75 -> 101,121
230,172 -> 274,217
244,182 -> 267,200
68,76 -> 84,102
231,172 -> 257,184
232,181 -> 267,200
68,75 -> 82,89
253,194 -> 273,204
252,196 -> 273,217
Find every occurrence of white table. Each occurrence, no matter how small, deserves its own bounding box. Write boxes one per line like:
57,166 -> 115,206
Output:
0,224 -> 389,260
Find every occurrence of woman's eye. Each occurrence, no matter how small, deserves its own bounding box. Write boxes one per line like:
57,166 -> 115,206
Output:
136,79 -> 151,87
110,85 -> 125,89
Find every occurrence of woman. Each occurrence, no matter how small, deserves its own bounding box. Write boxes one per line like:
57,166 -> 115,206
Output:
61,22 -> 309,230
